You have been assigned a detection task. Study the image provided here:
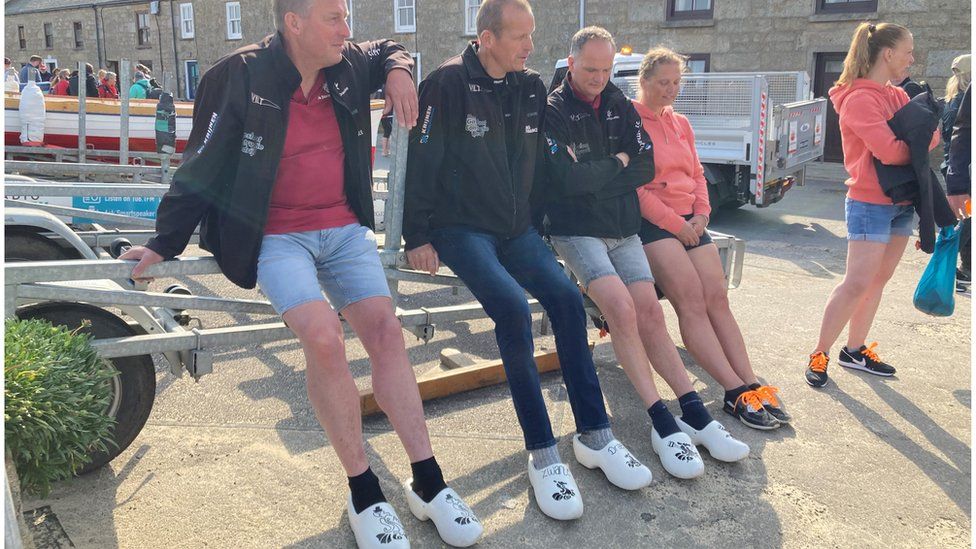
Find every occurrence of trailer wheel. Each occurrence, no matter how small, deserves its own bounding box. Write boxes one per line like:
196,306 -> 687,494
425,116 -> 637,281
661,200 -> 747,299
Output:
4,230 -> 82,262
15,302 -> 156,474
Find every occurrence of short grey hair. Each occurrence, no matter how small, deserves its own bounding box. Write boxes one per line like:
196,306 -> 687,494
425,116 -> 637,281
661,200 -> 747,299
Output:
274,0 -> 314,31
476,0 -> 533,37
570,26 -> 615,57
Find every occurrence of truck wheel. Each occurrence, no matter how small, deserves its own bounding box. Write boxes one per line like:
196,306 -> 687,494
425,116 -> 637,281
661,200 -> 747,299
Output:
5,231 -> 81,262
15,302 -> 157,474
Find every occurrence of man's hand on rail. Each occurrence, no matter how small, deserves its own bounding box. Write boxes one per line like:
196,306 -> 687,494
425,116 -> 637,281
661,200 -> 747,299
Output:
406,243 -> 439,275
119,245 -> 164,283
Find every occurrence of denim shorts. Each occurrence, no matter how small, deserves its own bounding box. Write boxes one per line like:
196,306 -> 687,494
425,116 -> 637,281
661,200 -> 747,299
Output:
845,198 -> 915,243
549,234 -> 654,289
256,224 -> 390,315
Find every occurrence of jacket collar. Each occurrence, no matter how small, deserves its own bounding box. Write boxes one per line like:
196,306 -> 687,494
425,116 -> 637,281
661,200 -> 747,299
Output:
558,73 -> 624,111
462,41 -> 520,87
268,33 -> 303,99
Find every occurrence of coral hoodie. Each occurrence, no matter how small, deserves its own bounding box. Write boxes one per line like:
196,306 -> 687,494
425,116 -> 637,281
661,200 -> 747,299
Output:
632,100 -> 711,235
828,78 -> 939,205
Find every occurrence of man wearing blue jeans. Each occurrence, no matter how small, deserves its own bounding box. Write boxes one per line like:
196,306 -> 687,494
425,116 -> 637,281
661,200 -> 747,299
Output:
120,1 -> 481,547
403,0 -> 651,521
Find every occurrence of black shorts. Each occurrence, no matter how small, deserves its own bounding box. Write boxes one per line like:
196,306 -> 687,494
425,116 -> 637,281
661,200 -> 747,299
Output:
638,214 -> 713,250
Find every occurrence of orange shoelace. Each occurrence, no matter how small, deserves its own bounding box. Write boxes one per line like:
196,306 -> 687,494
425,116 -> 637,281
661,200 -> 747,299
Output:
861,342 -> 881,362
808,352 -> 828,373
735,390 -> 765,412
755,385 -> 781,406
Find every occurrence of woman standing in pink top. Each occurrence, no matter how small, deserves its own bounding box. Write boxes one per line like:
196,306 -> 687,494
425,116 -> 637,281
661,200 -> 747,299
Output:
804,23 -> 936,388
633,47 -> 788,431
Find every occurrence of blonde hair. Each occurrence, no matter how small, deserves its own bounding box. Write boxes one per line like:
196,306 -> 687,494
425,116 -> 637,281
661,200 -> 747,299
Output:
836,22 -> 910,87
637,46 -> 687,81
944,57 -> 971,101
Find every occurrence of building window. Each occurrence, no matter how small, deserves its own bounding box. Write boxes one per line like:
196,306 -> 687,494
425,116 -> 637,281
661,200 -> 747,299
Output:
73,22 -> 83,48
136,12 -> 150,45
667,0 -> 713,20
394,0 -> 416,33
180,3 -> 195,39
348,0 -> 354,38
43,23 -> 54,48
464,0 -> 479,35
226,2 -> 243,39
816,0 -> 878,13
685,53 -> 710,73
18,26 -> 26,49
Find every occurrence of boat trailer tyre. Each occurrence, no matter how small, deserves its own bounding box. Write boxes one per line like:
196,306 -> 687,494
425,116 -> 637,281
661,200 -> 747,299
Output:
5,230 -> 81,262
15,302 -> 157,474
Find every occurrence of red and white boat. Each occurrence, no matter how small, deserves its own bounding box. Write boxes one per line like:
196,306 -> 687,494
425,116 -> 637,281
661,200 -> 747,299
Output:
5,93 -> 387,157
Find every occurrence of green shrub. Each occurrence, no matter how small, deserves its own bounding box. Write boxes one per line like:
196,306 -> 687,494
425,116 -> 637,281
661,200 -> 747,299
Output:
4,318 -> 117,496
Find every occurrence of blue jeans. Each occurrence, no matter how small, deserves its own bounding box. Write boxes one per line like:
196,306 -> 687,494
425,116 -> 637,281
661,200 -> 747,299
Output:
431,226 -> 611,450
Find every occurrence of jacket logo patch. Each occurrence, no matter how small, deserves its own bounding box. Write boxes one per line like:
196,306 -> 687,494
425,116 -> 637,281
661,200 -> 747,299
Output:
357,129 -> 365,136
545,135 -> 558,155
571,142 -> 591,156
468,83 -> 484,92
606,110 -> 619,121
465,114 -> 488,138
251,93 -> 281,110
419,105 -> 434,144
525,125 -> 538,134
241,132 -> 265,157
367,46 -> 380,58
569,113 -> 589,121
198,112 -> 219,154
334,83 -> 349,96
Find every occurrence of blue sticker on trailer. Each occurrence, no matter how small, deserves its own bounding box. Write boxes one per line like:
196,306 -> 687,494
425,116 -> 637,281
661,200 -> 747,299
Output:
71,195 -> 161,223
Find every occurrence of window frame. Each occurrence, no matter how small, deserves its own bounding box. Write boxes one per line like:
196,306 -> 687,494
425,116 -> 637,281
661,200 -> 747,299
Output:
463,0 -> 480,36
226,2 -> 243,40
666,0 -> 714,21
815,0 -> 878,14
73,22 -> 84,49
136,12 -> 151,46
180,3 -> 195,39
43,22 -> 54,49
684,53 -> 711,73
18,26 -> 27,49
394,0 -> 416,33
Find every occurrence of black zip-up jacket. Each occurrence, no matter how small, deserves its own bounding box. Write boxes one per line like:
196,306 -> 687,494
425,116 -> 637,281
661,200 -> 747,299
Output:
946,85 -> 970,195
403,42 -> 547,250
874,89 -> 955,253
68,71 -> 99,98
145,33 -> 413,288
541,76 -> 654,238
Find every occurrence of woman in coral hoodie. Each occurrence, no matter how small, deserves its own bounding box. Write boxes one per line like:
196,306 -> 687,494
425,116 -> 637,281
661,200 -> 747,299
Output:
804,23 -> 936,388
633,47 -> 788,431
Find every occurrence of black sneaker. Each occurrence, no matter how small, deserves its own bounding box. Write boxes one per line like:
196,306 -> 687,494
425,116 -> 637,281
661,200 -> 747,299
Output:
957,282 -> 971,295
754,385 -> 791,424
805,352 -> 829,388
838,343 -> 895,377
957,268 -> 971,284
723,390 -> 779,430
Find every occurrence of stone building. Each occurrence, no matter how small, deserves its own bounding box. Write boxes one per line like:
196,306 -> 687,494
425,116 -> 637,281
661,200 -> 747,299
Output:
5,0 -> 970,160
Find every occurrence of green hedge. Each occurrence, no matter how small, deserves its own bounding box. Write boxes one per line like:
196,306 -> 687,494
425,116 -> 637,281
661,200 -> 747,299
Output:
5,318 -> 118,496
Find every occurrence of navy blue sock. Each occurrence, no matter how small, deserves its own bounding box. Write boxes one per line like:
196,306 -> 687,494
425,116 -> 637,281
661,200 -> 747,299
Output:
748,382 -> 762,391
724,385 -> 750,407
678,390 -> 713,430
410,456 -> 447,503
647,399 -> 679,437
348,467 -> 387,514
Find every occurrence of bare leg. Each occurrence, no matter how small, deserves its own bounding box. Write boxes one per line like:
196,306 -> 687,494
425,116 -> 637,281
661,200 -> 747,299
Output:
284,301 -> 370,476
814,240 -> 888,354
342,296 -> 434,464
586,276 -> 663,408
687,244 -> 758,386
846,236 -> 909,349
643,239 -> 745,391
627,281 -> 695,397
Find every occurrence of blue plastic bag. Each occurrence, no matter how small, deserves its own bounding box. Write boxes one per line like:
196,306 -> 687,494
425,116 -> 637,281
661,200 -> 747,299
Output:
913,225 -> 961,316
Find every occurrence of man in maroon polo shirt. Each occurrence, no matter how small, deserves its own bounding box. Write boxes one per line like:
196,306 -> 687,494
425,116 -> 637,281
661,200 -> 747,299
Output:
120,1 -> 482,546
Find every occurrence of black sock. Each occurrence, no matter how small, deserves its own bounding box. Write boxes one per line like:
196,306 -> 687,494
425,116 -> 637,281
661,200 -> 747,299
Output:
410,456 -> 447,503
647,399 -> 680,437
348,468 -> 386,514
724,384 -> 750,406
677,390 -> 713,430
748,382 -> 762,391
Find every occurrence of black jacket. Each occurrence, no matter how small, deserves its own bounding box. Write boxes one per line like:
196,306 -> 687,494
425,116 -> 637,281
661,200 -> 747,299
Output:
68,71 -> 99,97
874,89 -> 955,253
146,33 -> 413,288
403,42 -> 547,249
541,76 -> 654,238
946,85 -> 971,195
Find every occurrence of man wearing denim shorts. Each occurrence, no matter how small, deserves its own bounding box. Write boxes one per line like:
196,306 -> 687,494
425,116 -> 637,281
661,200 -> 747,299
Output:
542,27 -> 751,479
403,0 -> 653,521
120,1 -> 482,547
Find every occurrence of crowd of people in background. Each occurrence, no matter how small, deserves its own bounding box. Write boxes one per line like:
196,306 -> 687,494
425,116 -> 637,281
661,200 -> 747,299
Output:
3,55 -> 162,100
